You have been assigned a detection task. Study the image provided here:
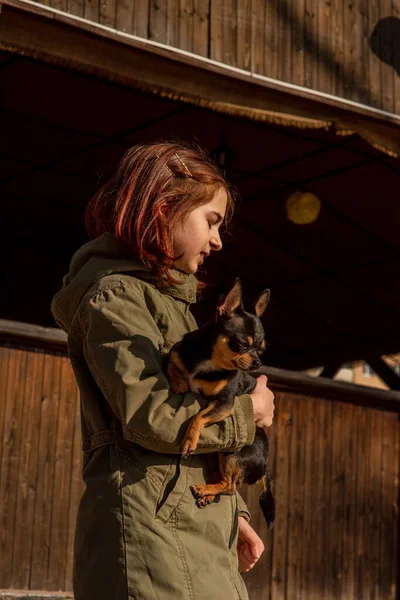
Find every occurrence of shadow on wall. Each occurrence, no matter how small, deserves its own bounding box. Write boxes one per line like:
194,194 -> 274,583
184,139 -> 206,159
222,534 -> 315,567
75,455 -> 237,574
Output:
370,17 -> 400,75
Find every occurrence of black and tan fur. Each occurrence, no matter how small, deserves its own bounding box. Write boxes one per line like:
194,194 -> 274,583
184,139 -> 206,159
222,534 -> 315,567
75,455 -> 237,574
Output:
166,279 -> 275,529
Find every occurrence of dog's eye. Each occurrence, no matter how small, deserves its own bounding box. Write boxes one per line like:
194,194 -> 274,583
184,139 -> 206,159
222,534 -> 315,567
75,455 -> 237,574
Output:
229,340 -> 246,353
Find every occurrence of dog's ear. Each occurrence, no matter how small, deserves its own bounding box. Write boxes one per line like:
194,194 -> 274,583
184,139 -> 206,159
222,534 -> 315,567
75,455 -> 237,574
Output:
217,278 -> 243,316
254,289 -> 270,318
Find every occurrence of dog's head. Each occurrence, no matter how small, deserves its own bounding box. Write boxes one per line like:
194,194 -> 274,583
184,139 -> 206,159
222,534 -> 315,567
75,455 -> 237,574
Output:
211,279 -> 269,371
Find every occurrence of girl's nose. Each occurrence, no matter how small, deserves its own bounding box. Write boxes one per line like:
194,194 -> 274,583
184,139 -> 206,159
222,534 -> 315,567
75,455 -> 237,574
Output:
210,230 -> 223,251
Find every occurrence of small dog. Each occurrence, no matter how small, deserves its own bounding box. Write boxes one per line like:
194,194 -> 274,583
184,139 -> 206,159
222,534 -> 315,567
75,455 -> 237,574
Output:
167,279 -> 275,529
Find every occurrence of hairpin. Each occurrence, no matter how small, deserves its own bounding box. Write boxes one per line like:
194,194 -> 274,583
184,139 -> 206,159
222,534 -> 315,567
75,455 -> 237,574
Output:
155,153 -> 174,177
174,152 -> 193,177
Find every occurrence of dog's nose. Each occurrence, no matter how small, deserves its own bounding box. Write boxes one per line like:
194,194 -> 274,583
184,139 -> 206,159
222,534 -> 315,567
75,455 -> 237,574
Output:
253,358 -> 261,369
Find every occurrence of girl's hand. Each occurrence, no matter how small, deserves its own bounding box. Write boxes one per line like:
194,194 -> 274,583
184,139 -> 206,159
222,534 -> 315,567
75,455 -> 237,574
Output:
250,374 -> 275,429
237,516 -> 265,572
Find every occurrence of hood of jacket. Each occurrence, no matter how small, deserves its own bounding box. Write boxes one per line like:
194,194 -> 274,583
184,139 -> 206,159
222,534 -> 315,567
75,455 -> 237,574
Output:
51,233 -> 198,334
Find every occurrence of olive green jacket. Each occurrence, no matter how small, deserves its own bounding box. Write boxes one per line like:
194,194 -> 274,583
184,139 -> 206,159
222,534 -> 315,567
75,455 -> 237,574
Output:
52,233 -> 256,600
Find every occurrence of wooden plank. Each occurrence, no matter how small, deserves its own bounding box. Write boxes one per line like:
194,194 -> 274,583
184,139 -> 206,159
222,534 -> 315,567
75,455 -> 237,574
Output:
263,0 -> 279,79
132,0 -> 150,38
0,349 -> 27,587
270,392 -> 293,600
314,399 -> 334,598
50,0 -> 68,12
236,0 -> 251,71
116,0 -> 135,33
67,0 -> 84,17
304,0 -> 318,91
394,2 -> 400,117
340,404 -> 358,598
99,0 -> 117,27
285,395 -> 306,598
0,346 -> 10,487
379,0 -> 395,114
149,0 -> 168,43
30,354 -> 62,589
47,357 -> 80,590
298,398 -> 319,598
10,350 -> 45,589
222,0 -> 237,67
84,0 -> 100,22
316,0 -> 333,94
342,0 -> 357,102
354,401 -> 369,598
327,401 -> 347,597
368,408 -> 383,600
277,0 -> 291,84
290,0 -> 305,87
65,386 -> 84,591
249,0 -> 265,75
298,395 -> 315,599
166,0 -> 179,48
178,0 -> 194,52
368,0 -> 382,108
331,0 -> 345,98
379,410 -> 399,600
193,0 -> 209,57
210,0 -> 223,62
353,0 -> 369,105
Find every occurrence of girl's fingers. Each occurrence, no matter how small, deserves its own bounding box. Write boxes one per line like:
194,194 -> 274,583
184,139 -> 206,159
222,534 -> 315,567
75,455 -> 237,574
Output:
238,543 -> 259,572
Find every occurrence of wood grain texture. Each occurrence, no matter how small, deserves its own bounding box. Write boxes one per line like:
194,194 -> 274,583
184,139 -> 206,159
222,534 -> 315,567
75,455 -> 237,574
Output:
193,0 -> 209,57
133,0 -> 150,38
11,351 -> 44,589
0,345 -> 398,596
0,349 -> 27,587
29,354 -> 62,589
25,0 -> 400,114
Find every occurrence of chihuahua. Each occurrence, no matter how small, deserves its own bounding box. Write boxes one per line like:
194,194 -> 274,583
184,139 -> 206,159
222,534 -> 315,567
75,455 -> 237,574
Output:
166,279 -> 275,529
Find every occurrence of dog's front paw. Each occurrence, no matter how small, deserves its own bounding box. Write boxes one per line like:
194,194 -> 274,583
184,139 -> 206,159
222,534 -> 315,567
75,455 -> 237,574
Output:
180,430 -> 200,457
180,438 -> 197,458
196,495 -> 215,508
190,485 -> 215,508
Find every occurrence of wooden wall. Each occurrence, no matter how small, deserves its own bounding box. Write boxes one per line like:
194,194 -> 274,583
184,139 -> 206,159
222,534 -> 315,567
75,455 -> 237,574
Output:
0,342 -> 399,598
32,0 -> 400,116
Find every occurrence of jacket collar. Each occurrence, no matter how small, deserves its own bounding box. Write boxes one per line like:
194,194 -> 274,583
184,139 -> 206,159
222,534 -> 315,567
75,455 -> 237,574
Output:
157,270 -> 198,305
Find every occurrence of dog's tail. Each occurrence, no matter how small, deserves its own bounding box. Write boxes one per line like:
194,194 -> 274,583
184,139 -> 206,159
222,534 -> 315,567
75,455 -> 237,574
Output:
259,473 -> 275,530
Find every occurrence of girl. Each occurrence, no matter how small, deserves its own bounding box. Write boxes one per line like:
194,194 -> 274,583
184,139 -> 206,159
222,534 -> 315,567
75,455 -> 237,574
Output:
52,141 -> 275,600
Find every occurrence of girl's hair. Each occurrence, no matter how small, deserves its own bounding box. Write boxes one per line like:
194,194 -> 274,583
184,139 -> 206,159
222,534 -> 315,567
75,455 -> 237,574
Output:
85,140 -> 235,283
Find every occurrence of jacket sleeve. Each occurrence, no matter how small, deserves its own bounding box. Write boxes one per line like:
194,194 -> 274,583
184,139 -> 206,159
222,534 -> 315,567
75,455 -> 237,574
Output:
82,280 -> 256,454
237,492 -> 251,522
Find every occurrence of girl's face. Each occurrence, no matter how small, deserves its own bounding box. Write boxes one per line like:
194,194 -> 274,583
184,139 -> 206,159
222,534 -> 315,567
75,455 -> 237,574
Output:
173,187 -> 228,274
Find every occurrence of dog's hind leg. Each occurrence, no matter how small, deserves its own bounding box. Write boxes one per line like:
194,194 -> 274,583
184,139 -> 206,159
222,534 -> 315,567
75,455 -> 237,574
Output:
190,453 -> 244,508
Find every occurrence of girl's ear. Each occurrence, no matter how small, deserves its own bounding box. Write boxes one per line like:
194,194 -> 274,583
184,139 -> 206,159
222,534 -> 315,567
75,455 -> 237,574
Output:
254,289 -> 270,317
217,278 -> 243,316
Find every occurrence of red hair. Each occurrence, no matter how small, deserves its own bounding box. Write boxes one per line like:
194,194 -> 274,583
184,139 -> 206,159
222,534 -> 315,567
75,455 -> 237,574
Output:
85,141 -> 235,283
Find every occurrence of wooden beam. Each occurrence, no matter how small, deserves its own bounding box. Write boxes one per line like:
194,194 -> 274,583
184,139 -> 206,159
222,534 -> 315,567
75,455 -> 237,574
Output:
257,366 -> 400,411
364,357 -> 400,392
1,0 -> 400,134
1,318 -> 399,410
0,319 -> 67,349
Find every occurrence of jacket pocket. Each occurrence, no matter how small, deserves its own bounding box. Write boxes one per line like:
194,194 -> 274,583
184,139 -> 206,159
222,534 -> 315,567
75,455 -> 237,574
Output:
155,456 -> 188,522
116,438 -> 187,522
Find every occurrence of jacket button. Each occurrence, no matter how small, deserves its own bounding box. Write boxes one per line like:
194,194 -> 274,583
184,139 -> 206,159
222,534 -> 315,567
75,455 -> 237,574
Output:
179,272 -> 188,279
83,440 -> 91,451
187,290 -> 194,300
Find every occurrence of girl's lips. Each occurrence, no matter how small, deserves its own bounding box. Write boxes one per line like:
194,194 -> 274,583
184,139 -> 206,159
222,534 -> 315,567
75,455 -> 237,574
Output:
199,252 -> 209,265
